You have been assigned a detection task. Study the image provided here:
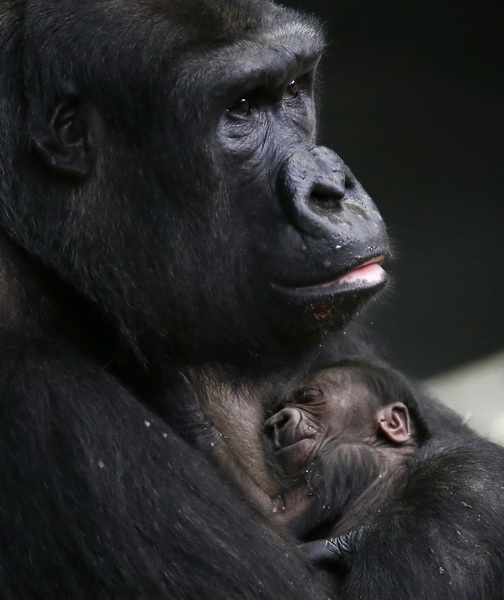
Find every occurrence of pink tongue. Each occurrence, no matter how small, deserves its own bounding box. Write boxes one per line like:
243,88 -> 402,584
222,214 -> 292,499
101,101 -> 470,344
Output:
337,262 -> 385,285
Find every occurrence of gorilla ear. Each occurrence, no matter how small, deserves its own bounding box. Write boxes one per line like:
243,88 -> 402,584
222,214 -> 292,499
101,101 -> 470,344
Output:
32,99 -> 98,179
376,402 -> 411,444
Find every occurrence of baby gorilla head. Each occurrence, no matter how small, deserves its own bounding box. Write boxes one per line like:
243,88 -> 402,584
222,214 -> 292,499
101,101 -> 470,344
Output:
265,360 -> 418,475
264,360 -> 423,538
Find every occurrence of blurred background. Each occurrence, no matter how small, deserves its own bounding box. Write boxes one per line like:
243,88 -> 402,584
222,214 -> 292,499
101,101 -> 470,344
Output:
284,0 -> 504,440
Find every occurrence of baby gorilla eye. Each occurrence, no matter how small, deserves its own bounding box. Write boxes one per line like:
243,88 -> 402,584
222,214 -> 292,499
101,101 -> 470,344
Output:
293,387 -> 323,403
226,97 -> 251,118
283,79 -> 301,100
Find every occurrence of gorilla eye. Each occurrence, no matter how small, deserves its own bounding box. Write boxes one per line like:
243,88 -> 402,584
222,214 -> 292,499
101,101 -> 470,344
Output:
226,97 -> 252,118
283,80 -> 301,100
294,387 -> 323,403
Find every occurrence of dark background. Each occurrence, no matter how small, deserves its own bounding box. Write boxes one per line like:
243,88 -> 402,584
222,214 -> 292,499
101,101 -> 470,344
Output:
285,0 -> 504,378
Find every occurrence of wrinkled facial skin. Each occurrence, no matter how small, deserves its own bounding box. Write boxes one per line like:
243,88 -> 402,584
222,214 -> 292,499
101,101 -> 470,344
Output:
4,0 -> 390,368
264,368 -> 375,473
217,45 -> 390,351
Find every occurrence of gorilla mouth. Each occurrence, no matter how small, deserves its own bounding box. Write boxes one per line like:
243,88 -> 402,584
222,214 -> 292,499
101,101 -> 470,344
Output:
271,420 -> 318,452
272,255 -> 388,299
274,437 -> 319,470
275,436 -> 315,452
273,429 -> 312,450
334,257 -> 386,286
310,256 -> 387,289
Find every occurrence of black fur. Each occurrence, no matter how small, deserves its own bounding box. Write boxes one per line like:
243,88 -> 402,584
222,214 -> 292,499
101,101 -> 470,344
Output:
341,436 -> 504,600
0,0 -> 392,597
277,363 -> 504,600
0,0 -> 480,598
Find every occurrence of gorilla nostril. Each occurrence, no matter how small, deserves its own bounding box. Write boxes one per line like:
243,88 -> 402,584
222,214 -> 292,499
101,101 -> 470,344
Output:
308,178 -> 346,211
311,194 -> 342,208
264,409 -> 296,450
309,189 -> 344,212
264,409 -> 292,435
345,170 -> 356,190
276,411 -> 291,429
264,420 -> 275,435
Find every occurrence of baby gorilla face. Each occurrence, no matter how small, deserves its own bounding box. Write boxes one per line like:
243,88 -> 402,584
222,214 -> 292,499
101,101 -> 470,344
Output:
264,367 -> 378,474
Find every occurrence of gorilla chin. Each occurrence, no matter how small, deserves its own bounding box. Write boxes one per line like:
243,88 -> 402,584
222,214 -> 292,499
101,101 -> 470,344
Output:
270,255 -> 389,337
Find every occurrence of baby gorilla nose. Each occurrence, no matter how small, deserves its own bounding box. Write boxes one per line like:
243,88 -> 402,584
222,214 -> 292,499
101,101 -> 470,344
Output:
264,408 -> 303,450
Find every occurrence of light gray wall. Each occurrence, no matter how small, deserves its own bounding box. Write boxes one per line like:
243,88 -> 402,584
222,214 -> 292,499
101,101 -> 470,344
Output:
425,352 -> 504,444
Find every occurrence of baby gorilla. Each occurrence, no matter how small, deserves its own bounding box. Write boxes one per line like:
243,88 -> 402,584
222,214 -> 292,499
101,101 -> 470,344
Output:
264,360 -> 422,543
264,360 -> 504,599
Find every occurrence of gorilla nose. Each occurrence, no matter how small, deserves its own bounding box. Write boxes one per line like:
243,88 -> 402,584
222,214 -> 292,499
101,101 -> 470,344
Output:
264,408 -> 301,450
279,146 -> 351,234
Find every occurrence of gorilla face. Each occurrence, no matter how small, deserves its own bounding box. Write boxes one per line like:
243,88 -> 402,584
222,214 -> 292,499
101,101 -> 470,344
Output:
216,46 -> 389,342
7,0 -> 389,366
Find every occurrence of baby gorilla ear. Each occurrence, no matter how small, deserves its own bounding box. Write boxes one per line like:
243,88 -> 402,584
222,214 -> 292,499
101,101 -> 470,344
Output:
376,402 -> 411,444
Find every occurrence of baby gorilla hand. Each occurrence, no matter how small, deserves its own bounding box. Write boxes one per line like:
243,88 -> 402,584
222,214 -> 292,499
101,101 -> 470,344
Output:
300,530 -> 361,567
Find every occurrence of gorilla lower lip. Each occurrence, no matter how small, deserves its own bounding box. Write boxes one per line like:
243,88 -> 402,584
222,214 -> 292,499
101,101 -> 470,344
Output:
276,437 -> 315,453
273,256 -> 387,298
306,256 -> 387,291
335,258 -> 386,286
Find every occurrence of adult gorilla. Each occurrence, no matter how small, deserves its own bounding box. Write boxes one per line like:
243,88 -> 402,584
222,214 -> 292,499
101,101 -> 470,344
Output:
0,0 -> 403,597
